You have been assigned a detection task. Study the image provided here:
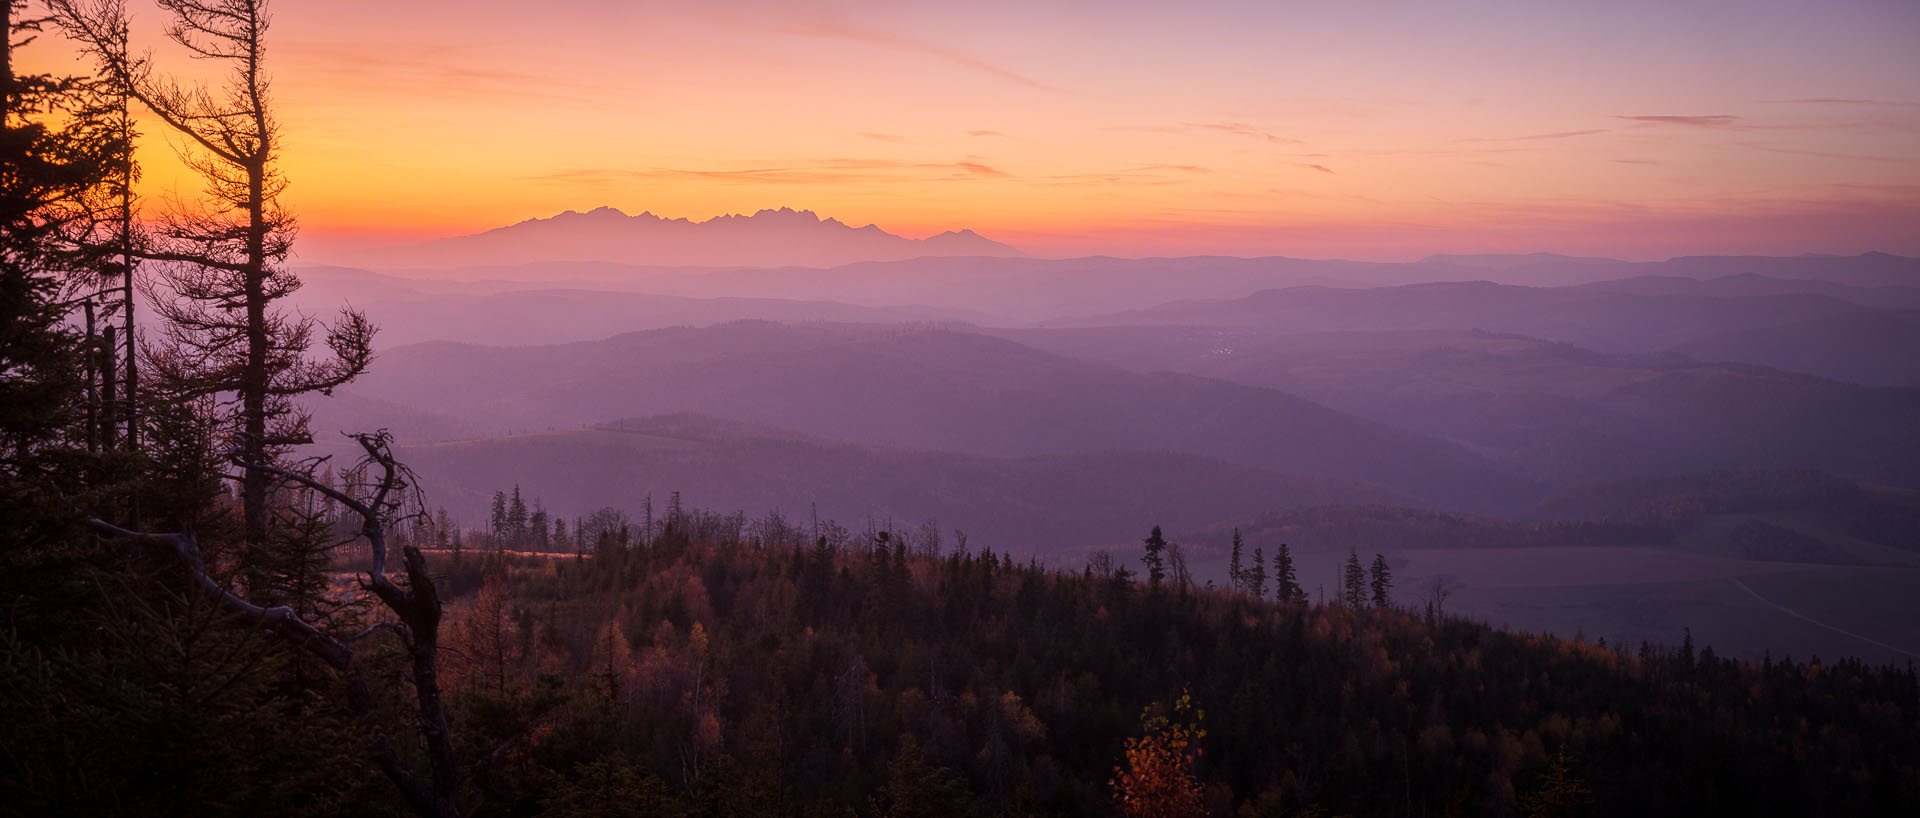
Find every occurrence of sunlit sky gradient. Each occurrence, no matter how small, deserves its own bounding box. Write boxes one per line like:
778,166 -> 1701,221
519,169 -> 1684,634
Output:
24,0 -> 1920,261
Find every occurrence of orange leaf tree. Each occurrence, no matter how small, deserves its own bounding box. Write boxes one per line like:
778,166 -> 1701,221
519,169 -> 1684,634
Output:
1111,689 -> 1208,818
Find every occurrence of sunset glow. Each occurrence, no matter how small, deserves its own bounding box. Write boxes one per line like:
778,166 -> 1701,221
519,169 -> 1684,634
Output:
24,0 -> 1920,261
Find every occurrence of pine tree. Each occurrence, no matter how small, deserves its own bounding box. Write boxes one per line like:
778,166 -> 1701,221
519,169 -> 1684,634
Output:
1141,526 -> 1168,588
1370,552 -> 1393,608
1274,543 -> 1300,604
489,490 -> 507,540
529,505 -> 549,551
2,0 -> 128,538
1227,528 -> 1244,594
506,485 -> 528,548
55,0 -> 374,578
1343,550 -> 1366,608
1248,547 -> 1267,600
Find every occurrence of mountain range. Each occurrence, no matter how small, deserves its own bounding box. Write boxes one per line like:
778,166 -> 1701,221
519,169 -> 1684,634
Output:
349,206 -> 1023,269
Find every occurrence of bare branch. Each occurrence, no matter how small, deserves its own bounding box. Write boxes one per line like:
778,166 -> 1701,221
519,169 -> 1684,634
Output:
85,518 -> 353,671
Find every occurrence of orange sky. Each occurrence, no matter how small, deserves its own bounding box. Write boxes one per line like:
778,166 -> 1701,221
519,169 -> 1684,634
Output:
22,0 -> 1920,261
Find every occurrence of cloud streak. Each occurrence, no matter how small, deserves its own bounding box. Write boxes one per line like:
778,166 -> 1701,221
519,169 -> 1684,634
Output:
278,40 -> 606,105
779,17 -> 1057,92
1188,121 -> 1297,144
1615,115 -> 1741,127
1041,164 -> 1211,187
1460,128 -> 1610,143
1759,98 -> 1913,106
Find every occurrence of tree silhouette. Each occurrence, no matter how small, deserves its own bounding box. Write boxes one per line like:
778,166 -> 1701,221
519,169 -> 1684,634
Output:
53,0 -> 374,597
1228,528 -> 1244,593
89,432 -> 463,818
1248,546 -> 1267,600
1142,525 -> 1168,588
1370,552 -> 1393,608
2,0 -> 129,535
1343,550 -> 1366,608
1273,542 -> 1300,604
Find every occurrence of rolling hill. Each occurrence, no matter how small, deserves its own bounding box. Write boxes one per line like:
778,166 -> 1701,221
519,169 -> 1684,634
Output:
1067,280 -> 1878,354
1669,310 -> 1920,387
988,326 -> 1920,488
324,322 -> 1538,513
394,413 -> 1413,552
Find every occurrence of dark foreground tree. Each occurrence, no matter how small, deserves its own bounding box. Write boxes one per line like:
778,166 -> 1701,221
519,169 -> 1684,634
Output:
53,0 -> 374,598
87,433 -> 466,817
3,0 -> 125,442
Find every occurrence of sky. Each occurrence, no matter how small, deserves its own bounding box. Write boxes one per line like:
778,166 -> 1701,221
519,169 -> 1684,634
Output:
22,0 -> 1920,261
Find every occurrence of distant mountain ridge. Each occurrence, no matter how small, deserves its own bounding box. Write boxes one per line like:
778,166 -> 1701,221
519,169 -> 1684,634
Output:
355,206 -> 1024,269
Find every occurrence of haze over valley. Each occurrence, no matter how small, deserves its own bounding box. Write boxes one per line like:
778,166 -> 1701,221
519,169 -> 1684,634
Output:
290,209 -> 1920,667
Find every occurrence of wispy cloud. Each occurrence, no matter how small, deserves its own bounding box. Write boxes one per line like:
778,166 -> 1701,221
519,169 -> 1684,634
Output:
968,130 -> 1011,138
1110,122 -> 1298,144
858,132 -> 906,143
1735,143 -> 1908,163
1301,163 -> 1336,174
1612,158 -> 1664,165
278,41 -> 605,105
1040,164 -> 1210,187
954,161 -> 1009,178
1188,121 -> 1297,144
779,17 -> 1056,92
1460,128 -> 1609,143
1615,115 -> 1741,128
1617,112 -> 1918,135
1758,98 -> 1910,106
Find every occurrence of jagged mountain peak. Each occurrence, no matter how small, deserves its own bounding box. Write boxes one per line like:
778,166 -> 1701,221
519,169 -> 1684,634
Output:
361,207 -> 1022,269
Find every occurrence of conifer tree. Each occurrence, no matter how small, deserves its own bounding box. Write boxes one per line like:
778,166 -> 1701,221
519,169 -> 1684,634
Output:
1248,546 -> 1267,599
1227,528 -> 1244,594
1343,550 -> 1366,608
2,0 -> 126,538
1273,543 -> 1300,604
489,490 -> 507,539
1370,552 -> 1393,608
1141,525 -> 1168,588
53,0 -> 375,601
506,485 -> 528,547
530,504 -> 549,551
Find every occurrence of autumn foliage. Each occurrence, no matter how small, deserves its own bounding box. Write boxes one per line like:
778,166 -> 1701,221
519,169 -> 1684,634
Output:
1111,690 -> 1207,818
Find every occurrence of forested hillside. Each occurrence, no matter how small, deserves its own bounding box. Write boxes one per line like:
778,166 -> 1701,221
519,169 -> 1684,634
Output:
194,521 -> 1920,816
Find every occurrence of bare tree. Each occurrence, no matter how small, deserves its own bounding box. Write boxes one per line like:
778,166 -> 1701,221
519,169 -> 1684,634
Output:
1166,540 -> 1192,592
53,0 -> 374,585
89,431 -> 461,818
